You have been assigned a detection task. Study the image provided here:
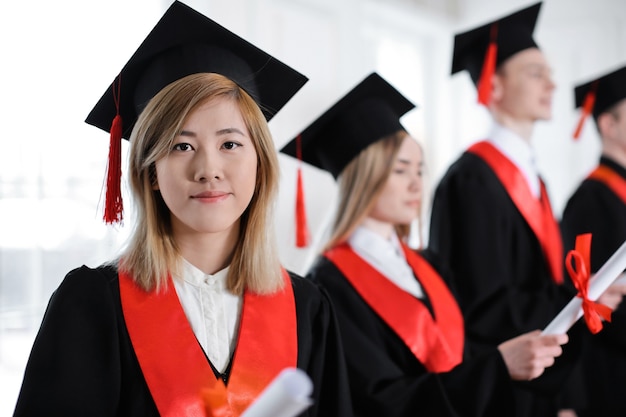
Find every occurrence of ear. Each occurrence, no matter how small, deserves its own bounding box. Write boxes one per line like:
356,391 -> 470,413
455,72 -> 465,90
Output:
597,112 -> 615,139
490,73 -> 505,103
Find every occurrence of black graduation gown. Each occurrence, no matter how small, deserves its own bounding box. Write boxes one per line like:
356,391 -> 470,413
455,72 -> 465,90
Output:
560,156 -> 626,417
429,151 -> 581,416
307,249 -> 515,417
13,264 -> 353,417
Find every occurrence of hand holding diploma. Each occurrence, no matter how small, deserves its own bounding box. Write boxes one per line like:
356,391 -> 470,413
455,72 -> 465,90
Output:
542,234 -> 626,335
498,330 -> 568,381
595,273 -> 626,311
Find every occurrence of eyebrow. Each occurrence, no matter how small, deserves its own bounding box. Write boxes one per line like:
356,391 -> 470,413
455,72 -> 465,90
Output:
525,63 -> 551,71
396,158 -> 424,166
216,127 -> 246,136
396,158 -> 411,165
179,127 -> 246,137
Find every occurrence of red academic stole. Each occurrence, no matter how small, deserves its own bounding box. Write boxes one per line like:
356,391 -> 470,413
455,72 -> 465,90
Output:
119,268 -> 297,417
325,243 -> 464,373
468,141 -> 564,284
588,164 -> 626,206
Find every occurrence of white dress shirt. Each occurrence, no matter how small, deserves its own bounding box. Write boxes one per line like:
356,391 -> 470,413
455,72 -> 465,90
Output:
487,122 -> 541,198
173,260 -> 242,373
348,226 -> 424,299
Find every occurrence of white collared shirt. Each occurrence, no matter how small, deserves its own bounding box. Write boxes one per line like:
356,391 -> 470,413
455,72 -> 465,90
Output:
348,226 -> 424,299
487,123 -> 541,198
173,260 -> 242,373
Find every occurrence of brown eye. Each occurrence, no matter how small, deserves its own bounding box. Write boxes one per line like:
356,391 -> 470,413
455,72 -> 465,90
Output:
173,143 -> 194,151
221,141 -> 241,150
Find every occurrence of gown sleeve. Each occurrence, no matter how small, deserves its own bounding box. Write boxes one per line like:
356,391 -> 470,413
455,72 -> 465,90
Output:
12,265 -> 153,417
289,272 -> 354,417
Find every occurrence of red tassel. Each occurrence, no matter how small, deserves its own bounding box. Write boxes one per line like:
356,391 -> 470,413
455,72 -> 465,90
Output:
477,24 -> 498,107
295,135 -> 309,248
103,76 -> 124,224
104,114 -> 124,224
573,82 -> 598,140
295,167 -> 310,247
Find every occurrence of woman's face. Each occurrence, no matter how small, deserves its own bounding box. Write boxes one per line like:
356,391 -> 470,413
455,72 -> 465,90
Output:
154,96 -> 257,240
367,135 -> 423,226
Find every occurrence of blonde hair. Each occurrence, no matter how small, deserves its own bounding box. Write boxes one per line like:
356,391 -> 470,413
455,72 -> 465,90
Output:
324,131 -> 410,251
119,72 -> 282,294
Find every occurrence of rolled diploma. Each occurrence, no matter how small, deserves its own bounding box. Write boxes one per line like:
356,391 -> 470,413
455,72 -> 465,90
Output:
241,368 -> 313,417
542,239 -> 626,335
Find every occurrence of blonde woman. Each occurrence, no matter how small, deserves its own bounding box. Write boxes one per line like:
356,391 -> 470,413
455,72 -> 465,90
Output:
13,3 -> 352,416
282,72 -> 567,417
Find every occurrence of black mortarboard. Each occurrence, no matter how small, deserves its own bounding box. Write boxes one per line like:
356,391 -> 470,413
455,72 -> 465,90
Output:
575,65 -> 626,120
85,0 -> 308,139
451,2 -> 542,86
280,72 -> 416,179
85,0 -> 307,225
572,64 -> 626,139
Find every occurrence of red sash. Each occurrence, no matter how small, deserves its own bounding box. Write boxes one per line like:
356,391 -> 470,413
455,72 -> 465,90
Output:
325,243 -> 464,373
588,164 -> 626,206
119,268 -> 297,417
468,141 -> 564,284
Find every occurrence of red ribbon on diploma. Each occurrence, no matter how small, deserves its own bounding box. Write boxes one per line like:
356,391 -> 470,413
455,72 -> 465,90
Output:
566,233 -> 613,334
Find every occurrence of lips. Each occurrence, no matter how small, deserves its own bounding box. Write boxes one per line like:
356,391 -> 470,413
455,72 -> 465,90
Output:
193,191 -> 228,198
191,191 -> 230,202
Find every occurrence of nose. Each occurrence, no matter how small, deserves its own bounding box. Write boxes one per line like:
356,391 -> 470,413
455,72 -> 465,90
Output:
193,148 -> 222,182
409,171 -> 422,192
546,74 -> 556,90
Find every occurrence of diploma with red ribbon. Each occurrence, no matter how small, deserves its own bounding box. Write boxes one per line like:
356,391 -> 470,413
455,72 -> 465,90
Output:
542,234 -> 626,335
565,234 -> 612,333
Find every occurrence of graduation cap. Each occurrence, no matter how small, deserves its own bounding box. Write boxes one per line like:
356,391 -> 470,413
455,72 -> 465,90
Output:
281,72 -> 415,178
85,0 -> 308,224
451,2 -> 542,105
280,72 -> 416,247
572,65 -> 626,139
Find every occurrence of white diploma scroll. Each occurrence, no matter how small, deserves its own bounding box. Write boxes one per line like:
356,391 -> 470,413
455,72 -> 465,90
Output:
241,368 -> 313,417
542,239 -> 626,335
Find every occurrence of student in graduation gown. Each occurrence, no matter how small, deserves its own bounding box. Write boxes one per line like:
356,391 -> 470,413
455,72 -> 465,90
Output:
560,65 -> 626,417
281,72 -> 568,417
12,2 -> 352,416
428,3 -> 626,416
